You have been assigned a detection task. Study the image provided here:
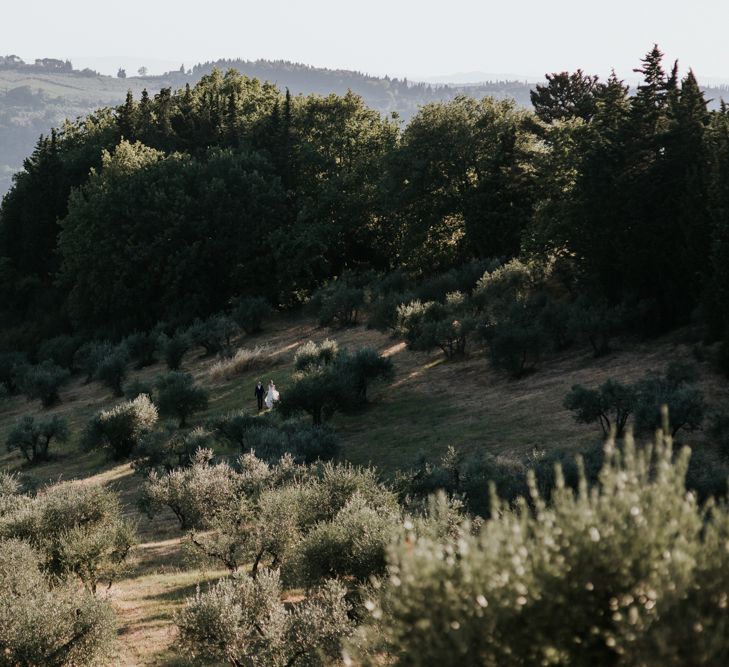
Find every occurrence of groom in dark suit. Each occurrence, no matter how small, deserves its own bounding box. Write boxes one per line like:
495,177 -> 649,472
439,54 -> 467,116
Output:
254,380 -> 265,411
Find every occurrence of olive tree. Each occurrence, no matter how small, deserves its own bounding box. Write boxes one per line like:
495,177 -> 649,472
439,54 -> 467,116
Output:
155,371 -> 209,427
0,538 -> 117,666
564,379 -> 637,438
0,482 -> 136,593
94,347 -> 130,397
232,296 -> 272,334
141,449 -> 240,530
81,393 -> 158,459
19,362 -> 70,407
6,415 -> 69,464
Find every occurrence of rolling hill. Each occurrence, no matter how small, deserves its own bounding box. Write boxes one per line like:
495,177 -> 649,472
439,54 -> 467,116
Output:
0,311 -> 726,663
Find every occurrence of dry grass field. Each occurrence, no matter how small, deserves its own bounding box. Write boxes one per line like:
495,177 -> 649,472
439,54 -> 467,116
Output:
1,313 -> 727,664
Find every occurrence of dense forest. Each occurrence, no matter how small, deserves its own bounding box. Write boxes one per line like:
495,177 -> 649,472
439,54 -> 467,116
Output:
0,56 -> 534,196
1,45 -> 729,353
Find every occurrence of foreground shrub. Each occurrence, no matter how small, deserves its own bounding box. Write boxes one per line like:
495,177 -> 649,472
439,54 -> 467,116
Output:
0,483 -> 136,593
6,415 -> 69,464
19,361 -> 70,407
0,539 -> 116,666
187,457 -> 394,579
176,570 -> 354,667
94,347 -> 129,397
232,296 -> 272,334
155,371 -> 209,427
358,434 -> 729,666
288,493 -> 400,587
209,345 -> 275,381
81,394 -> 158,459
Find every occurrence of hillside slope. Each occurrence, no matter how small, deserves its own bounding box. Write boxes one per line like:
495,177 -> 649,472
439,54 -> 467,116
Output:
0,314 -> 726,664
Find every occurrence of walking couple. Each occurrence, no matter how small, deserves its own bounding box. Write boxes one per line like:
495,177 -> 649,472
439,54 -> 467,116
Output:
255,379 -> 279,411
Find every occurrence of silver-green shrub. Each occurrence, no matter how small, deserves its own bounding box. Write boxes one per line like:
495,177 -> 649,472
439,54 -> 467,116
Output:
0,482 -> 135,594
0,538 -> 116,666
81,393 -> 158,459
357,431 -> 729,666
176,569 -> 354,667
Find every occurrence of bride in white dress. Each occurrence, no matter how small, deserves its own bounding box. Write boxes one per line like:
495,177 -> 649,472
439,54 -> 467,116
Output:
264,380 -> 280,409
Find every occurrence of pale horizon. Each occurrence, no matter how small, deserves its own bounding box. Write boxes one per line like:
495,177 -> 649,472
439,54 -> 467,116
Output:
3,0 -> 728,83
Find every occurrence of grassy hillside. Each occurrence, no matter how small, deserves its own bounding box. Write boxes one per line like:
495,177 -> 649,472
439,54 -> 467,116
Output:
0,313 -> 727,664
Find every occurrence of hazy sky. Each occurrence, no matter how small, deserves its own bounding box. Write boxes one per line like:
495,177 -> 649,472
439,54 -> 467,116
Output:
2,0 -> 726,81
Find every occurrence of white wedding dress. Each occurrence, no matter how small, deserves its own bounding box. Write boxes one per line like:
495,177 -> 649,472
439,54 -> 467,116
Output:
265,383 -> 280,409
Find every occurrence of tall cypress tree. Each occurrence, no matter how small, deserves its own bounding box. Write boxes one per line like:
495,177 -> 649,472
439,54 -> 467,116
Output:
117,91 -> 137,140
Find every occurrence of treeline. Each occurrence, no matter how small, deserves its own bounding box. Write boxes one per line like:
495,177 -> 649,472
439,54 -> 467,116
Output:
1,45 -> 729,356
187,57 -> 536,113
0,54 -> 98,76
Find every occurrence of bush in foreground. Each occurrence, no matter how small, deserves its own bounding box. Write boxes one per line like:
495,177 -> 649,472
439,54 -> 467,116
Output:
176,570 -> 354,667
357,432 -> 729,666
0,482 -> 136,593
0,538 -> 116,666
142,449 -> 240,530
